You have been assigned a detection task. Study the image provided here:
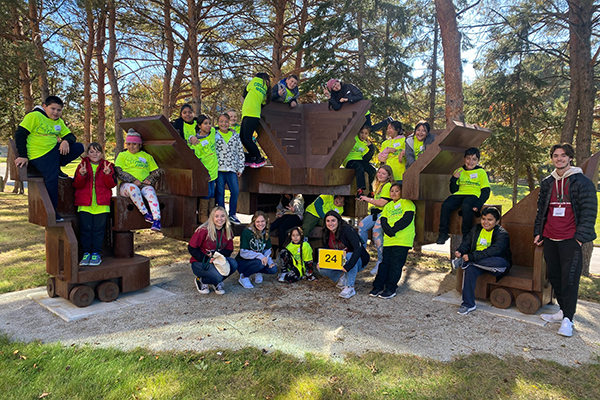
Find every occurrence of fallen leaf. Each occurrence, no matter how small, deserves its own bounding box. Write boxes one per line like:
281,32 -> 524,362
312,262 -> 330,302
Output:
13,350 -> 19,355
176,337 -> 182,340
138,356 -> 144,361
217,327 -> 226,331
20,355 -> 27,360
34,363 -> 37,369
244,361 -> 250,367
523,348 -> 531,352
38,392 -> 50,398
65,365 -> 70,371
224,361 -> 231,364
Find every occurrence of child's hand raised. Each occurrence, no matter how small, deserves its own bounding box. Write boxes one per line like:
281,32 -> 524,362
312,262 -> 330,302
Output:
80,163 -> 87,176
453,168 -> 463,178
103,163 -> 112,175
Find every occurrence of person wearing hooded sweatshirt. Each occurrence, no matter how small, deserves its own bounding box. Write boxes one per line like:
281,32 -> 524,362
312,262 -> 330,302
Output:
14,95 -> 85,222
452,207 -> 512,315
534,143 -> 597,337
405,120 -> 435,168
436,147 -> 490,244
272,75 -> 299,107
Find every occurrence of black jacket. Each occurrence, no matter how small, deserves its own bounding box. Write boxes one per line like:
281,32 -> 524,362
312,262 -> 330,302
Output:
328,83 -> 363,111
533,171 -> 597,243
171,117 -> 196,140
457,224 -> 512,280
322,223 -> 370,272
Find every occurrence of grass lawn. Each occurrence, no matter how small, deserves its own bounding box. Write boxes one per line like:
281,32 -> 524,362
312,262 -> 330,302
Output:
1,335 -> 600,400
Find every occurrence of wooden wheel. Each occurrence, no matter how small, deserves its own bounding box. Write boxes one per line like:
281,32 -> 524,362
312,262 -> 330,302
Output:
516,292 -> 541,314
69,285 -> 95,307
46,277 -> 58,298
96,281 -> 119,302
490,287 -> 513,309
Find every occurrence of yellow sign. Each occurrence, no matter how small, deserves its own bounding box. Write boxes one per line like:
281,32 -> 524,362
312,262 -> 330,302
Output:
318,249 -> 345,270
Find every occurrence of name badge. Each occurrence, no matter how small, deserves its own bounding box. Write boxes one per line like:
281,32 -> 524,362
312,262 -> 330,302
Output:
201,140 -> 209,146
54,125 -> 61,131
470,173 -> 478,179
553,207 -> 566,217
358,147 -> 364,152
479,238 -> 487,245
419,145 -> 424,151
138,157 -> 147,163
393,142 -> 401,148
394,202 -> 402,209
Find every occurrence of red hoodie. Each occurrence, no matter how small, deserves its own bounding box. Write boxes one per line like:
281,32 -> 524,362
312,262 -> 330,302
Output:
73,157 -> 116,206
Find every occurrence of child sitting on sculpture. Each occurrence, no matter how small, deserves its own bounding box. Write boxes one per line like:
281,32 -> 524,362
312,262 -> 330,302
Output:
13,95 -> 85,222
453,207 -> 512,315
272,74 -> 299,108
405,120 -> 435,168
114,129 -> 163,231
73,143 -> 116,266
436,147 -> 490,244
343,125 -> 376,198
378,121 -> 406,182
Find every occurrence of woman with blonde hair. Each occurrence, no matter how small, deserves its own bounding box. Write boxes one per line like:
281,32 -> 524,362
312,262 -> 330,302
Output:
236,211 -> 278,288
188,206 -> 237,295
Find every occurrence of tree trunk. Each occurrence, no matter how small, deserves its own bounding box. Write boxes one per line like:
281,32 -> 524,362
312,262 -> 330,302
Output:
357,11 -> 365,78
271,0 -> 286,81
525,164 -> 536,191
187,0 -> 202,116
83,3 -> 95,146
29,0 -> 49,101
435,0 -> 463,124
96,11 -> 106,148
170,49 -> 191,113
162,0 -> 174,118
428,17 -> 439,128
512,114 -> 520,207
12,6 -> 34,112
106,0 -> 124,156
293,0 -> 308,75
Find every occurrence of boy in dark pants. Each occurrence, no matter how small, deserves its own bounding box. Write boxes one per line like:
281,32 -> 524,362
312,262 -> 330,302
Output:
436,147 -> 490,244
534,143 -> 597,337
14,96 -> 84,221
453,207 -> 512,315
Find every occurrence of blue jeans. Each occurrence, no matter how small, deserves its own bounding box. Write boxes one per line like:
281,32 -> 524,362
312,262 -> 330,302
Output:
191,257 -> 238,285
319,252 -> 364,287
215,171 -> 239,216
237,258 -> 278,277
461,257 -> 508,308
358,214 -> 383,265
201,180 -> 215,200
30,142 -> 85,210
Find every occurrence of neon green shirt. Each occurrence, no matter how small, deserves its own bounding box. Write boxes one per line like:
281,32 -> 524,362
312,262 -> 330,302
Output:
381,136 -> 406,181
454,167 -> 490,197
242,77 -> 267,118
306,195 -> 344,218
381,198 -> 416,247
475,228 -> 494,251
370,182 -> 392,211
78,164 -> 111,214
182,120 -> 197,142
190,130 -> 218,181
285,241 -> 313,275
231,124 -> 241,134
343,136 -> 370,166
114,150 -> 159,182
413,137 -> 425,160
19,110 -> 71,160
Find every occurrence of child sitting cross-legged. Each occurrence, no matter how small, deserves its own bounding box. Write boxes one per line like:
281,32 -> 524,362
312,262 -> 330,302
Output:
277,227 -> 314,283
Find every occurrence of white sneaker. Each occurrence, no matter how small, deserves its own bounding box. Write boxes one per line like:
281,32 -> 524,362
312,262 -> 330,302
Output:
370,262 -> 380,275
278,272 -> 286,282
336,273 -> 347,289
195,278 -> 209,295
557,317 -> 573,337
254,273 -> 263,283
339,286 -> 356,299
213,282 -> 225,295
238,275 -> 254,289
541,309 -> 563,323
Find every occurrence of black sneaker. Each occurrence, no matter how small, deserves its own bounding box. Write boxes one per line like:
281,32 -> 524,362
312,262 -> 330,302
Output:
369,288 -> 383,297
58,170 -> 69,179
436,233 -> 449,245
55,213 -> 64,222
451,258 -> 464,270
356,188 -> 365,199
378,290 -> 397,299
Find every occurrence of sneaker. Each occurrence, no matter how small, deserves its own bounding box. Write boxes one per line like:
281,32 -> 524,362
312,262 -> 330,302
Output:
151,219 -> 161,231
213,282 -> 225,295
58,170 -> 69,179
88,252 -> 102,266
369,288 -> 383,297
79,253 -> 91,266
229,215 -> 241,225
355,188 -> 365,199
451,258 -> 464,270
457,305 -> 476,315
254,273 -> 263,283
385,116 -> 394,124
55,213 -> 64,223
339,286 -> 356,299
244,160 -> 253,167
195,278 -> 209,295
250,158 -> 267,168
336,273 -> 347,289
378,290 -> 397,299
278,272 -> 286,282
238,275 -> 254,289
143,212 -> 154,223
436,233 -> 449,245
557,317 -> 573,337
541,309 -> 564,323
370,262 -> 380,275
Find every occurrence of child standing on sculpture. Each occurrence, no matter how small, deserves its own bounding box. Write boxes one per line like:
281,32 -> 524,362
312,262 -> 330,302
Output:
240,72 -> 271,168
171,104 -> 196,140
73,143 -> 116,266
13,95 -> 85,222
226,109 -> 241,134
214,113 -> 245,225
371,182 -> 416,299
115,129 -> 163,231
189,115 -> 218,223
343,125 -> 376,198
436,147 -> 490,244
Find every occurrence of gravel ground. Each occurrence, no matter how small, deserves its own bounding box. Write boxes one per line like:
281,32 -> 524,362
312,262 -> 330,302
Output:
1,262 -> 599,367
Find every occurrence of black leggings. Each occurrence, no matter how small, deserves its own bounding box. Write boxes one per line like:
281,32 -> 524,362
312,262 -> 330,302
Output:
240,116 -> 261,160
270,214 -> 302,247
